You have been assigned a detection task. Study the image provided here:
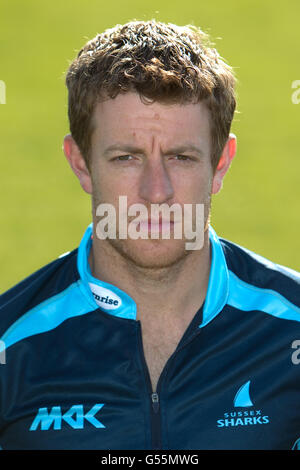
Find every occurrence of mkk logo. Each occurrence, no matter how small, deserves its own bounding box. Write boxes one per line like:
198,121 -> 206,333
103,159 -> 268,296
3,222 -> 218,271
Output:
30,404 -> 105,431
216,380 -> 270,428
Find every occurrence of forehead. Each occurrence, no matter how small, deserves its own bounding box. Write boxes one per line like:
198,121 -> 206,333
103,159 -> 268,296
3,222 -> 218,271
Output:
91,92 -> 211,150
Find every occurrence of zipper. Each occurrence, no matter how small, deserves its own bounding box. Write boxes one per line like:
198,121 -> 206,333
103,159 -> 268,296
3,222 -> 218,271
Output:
151,392 -> 161,450
137,321 -> 203,450
151,392 -> 159,413
136,322 -> 163,449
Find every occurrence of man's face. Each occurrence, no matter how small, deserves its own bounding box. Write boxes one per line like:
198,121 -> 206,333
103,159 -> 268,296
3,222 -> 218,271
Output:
70,92 -> 232,268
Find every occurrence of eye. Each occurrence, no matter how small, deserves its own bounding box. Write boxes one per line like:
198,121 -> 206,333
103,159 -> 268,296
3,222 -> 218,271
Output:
112,155 -> 134,162
173,155 -> 193,161
176,155 -> 189,160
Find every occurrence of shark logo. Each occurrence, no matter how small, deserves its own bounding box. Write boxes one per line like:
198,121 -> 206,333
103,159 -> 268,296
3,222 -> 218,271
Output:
292,437 -> 300,450
233,380 -> 254,407
217,380 -> 270,427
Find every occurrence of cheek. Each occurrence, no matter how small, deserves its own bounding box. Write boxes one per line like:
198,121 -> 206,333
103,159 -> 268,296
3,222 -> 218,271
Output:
91,170 -> 139,206
173,170 -> 213,202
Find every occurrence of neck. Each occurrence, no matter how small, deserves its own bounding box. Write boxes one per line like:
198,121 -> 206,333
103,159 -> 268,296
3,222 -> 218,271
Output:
89,231 -> 211,321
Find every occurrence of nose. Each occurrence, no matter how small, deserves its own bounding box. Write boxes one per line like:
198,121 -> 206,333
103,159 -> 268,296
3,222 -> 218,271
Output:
138,157 -> 174,204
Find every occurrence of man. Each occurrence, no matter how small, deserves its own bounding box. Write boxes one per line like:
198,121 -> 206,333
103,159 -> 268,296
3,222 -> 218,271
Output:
0,20 -> 299,450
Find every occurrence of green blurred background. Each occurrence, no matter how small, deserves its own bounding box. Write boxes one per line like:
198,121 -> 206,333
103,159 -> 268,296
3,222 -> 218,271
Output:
1,0 -> 299,292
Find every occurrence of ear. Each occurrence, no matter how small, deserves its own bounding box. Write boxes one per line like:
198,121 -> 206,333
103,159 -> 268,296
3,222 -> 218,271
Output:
63,134 -> 92,194
212,133 -> 237,194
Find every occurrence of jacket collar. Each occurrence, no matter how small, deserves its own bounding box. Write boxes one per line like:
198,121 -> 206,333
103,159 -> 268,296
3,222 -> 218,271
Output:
201,227 -> 229,327
77,224 -> 229,326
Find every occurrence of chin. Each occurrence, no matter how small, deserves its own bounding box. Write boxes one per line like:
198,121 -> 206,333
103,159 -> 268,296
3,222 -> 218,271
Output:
108,238 -> 192,269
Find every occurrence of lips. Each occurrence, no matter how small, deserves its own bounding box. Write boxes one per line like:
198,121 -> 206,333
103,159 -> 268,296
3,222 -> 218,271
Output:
137,219 -> 175,232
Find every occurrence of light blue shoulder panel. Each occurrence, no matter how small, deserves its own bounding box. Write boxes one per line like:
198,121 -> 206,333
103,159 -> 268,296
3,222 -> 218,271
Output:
228,271 -> 300,322
0,281 -> 97,352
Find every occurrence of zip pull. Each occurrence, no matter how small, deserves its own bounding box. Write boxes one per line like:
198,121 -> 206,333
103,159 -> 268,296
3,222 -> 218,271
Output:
151,392 -> 159,413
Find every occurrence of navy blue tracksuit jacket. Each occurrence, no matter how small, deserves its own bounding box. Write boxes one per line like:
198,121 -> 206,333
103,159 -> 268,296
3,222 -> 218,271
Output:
0,224 -> 299,450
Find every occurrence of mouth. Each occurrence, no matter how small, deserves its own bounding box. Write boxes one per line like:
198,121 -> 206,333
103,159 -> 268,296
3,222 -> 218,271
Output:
136,219 -> 176,232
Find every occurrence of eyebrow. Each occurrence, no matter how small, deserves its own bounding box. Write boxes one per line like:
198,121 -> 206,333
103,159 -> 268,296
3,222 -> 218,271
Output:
165,145 -> 205,157
103,144 -> 145,156
103,143 -> 204,157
